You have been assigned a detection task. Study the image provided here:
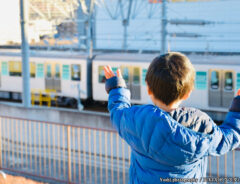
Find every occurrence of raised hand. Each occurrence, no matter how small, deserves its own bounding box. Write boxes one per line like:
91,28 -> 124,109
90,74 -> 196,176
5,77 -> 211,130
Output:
237,89 -> 240,96
104,65 -> 122,79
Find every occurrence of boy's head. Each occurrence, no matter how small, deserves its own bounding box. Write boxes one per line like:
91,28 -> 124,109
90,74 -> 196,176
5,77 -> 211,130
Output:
145,52 -> 195,106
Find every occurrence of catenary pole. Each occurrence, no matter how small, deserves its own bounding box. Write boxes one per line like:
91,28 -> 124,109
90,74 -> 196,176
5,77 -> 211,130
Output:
122,0 -> 133,51
87,0 -> 94,59
76,0 -> 95,110
20,0 -> 31,107
161,0 -> 167,54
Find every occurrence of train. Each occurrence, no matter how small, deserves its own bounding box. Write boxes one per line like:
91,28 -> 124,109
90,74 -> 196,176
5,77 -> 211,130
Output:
0,50 -> 91,107
0,50 -> 239,113
93,53 -> 240,114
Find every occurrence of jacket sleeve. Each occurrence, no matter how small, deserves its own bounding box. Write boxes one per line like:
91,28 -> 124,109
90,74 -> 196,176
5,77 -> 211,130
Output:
208,96 -> 240,156
107,87 -> 131,136
105,76 -> 127,94
106,77 -> 136,138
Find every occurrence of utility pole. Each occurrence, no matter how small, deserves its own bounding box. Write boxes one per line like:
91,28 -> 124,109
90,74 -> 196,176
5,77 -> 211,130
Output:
77,0 -> 95,110
86,0 -> 95,106
78,0 -> 94,56
122,0 -> 133,51
86,0 -> 94,58
161,0 -> 167,54
20,0 -> 31,108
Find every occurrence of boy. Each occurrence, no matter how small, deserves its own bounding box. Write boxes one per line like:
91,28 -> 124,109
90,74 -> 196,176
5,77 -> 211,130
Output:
104,52 -> 240,183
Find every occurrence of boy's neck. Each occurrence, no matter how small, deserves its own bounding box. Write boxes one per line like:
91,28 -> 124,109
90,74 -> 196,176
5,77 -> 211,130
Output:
154,99 -> 182,112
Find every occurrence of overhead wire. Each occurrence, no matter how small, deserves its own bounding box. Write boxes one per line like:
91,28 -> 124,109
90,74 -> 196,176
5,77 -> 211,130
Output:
28,0 -> 240,51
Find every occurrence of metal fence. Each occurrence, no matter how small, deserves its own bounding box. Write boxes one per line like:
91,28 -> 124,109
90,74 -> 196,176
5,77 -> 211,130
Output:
0,116 -> 239,183
208,150 -> 240,182
0,116 -> 131,184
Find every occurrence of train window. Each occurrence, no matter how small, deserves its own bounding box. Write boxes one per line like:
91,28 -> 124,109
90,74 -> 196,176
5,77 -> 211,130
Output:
133,67 -> 140,85
71,64 -> 81,81
210,71 -> 219,90
195,71 -> 207,90
30,62 -> 36,78
46,64 -> 51,78
224,72 -> 233,91
121,67 -> 129,84
9,61 -> 22,76
62,65 -> 70,80
1,62 -> 8,76
36,64 -> 44,78
55,64 -> 60,79
237,73 -> 240,90
98,66 -> 106,83
142,69 -> 147,85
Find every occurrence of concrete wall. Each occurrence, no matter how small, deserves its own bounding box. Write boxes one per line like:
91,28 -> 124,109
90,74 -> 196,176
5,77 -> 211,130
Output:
0,102 -> 226,132
0,102 -> 113,130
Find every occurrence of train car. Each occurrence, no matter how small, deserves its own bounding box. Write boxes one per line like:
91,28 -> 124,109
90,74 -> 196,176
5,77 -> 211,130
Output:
186,54 -> 240,112
0,50 -> 239,114
92,53 -> 158,104
92,53 -> 240,112
0,50 -> 91,107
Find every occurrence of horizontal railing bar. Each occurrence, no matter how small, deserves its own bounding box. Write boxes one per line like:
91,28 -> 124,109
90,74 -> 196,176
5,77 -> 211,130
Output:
0,115 -> 116,133
1,115 -> 239,151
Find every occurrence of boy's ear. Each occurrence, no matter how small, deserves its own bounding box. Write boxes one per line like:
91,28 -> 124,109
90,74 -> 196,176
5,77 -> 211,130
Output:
146,84 -> 153,95
182,89 -> 193,100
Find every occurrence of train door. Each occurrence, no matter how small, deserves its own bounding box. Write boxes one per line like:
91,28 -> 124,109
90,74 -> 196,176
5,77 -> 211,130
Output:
53,64 -> 61,92
45,63 -> 53,90
121,66 -> 141,100
0,72 -> 1,87
45,63 -> 61,92
209,70 -> 234,108
132,67 -> 141,100
222,71 -> 234,108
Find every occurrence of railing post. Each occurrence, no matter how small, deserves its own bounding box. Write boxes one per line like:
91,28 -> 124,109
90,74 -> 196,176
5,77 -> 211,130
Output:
224,154 -> 227,184
0,117 -> 2,168
233,150 -> 235,179
67,126 -> 72,182
208,156 -> 211,176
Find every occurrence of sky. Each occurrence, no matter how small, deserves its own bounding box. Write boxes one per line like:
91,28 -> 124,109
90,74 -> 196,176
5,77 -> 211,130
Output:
0,0 -> 21,44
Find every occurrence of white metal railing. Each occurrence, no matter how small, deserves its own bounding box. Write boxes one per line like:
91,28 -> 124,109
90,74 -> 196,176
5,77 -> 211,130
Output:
0,116 -> 239,183
0,116 -> 130,184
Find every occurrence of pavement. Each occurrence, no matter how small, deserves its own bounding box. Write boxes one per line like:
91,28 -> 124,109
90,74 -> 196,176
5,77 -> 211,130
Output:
0,171 -> 46,184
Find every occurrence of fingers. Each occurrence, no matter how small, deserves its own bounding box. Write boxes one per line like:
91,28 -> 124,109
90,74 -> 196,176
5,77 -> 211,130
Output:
107,65 -> 115,77
103,66 -> 110,79
104,66 -> 123,79
117,69 -> 122,78
237,89 -> 240,96
103,65 -> 115,79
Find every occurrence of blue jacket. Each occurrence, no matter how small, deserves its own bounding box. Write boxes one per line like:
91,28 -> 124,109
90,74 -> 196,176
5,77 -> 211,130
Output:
106,77 -> 240,184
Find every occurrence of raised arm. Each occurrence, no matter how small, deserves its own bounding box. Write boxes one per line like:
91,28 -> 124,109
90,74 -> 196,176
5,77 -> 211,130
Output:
208,90 -> 240,156
104,66 -> 134,137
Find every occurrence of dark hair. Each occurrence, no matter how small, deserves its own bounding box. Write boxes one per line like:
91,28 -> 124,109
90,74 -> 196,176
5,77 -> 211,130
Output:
145,52 -> 195,105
